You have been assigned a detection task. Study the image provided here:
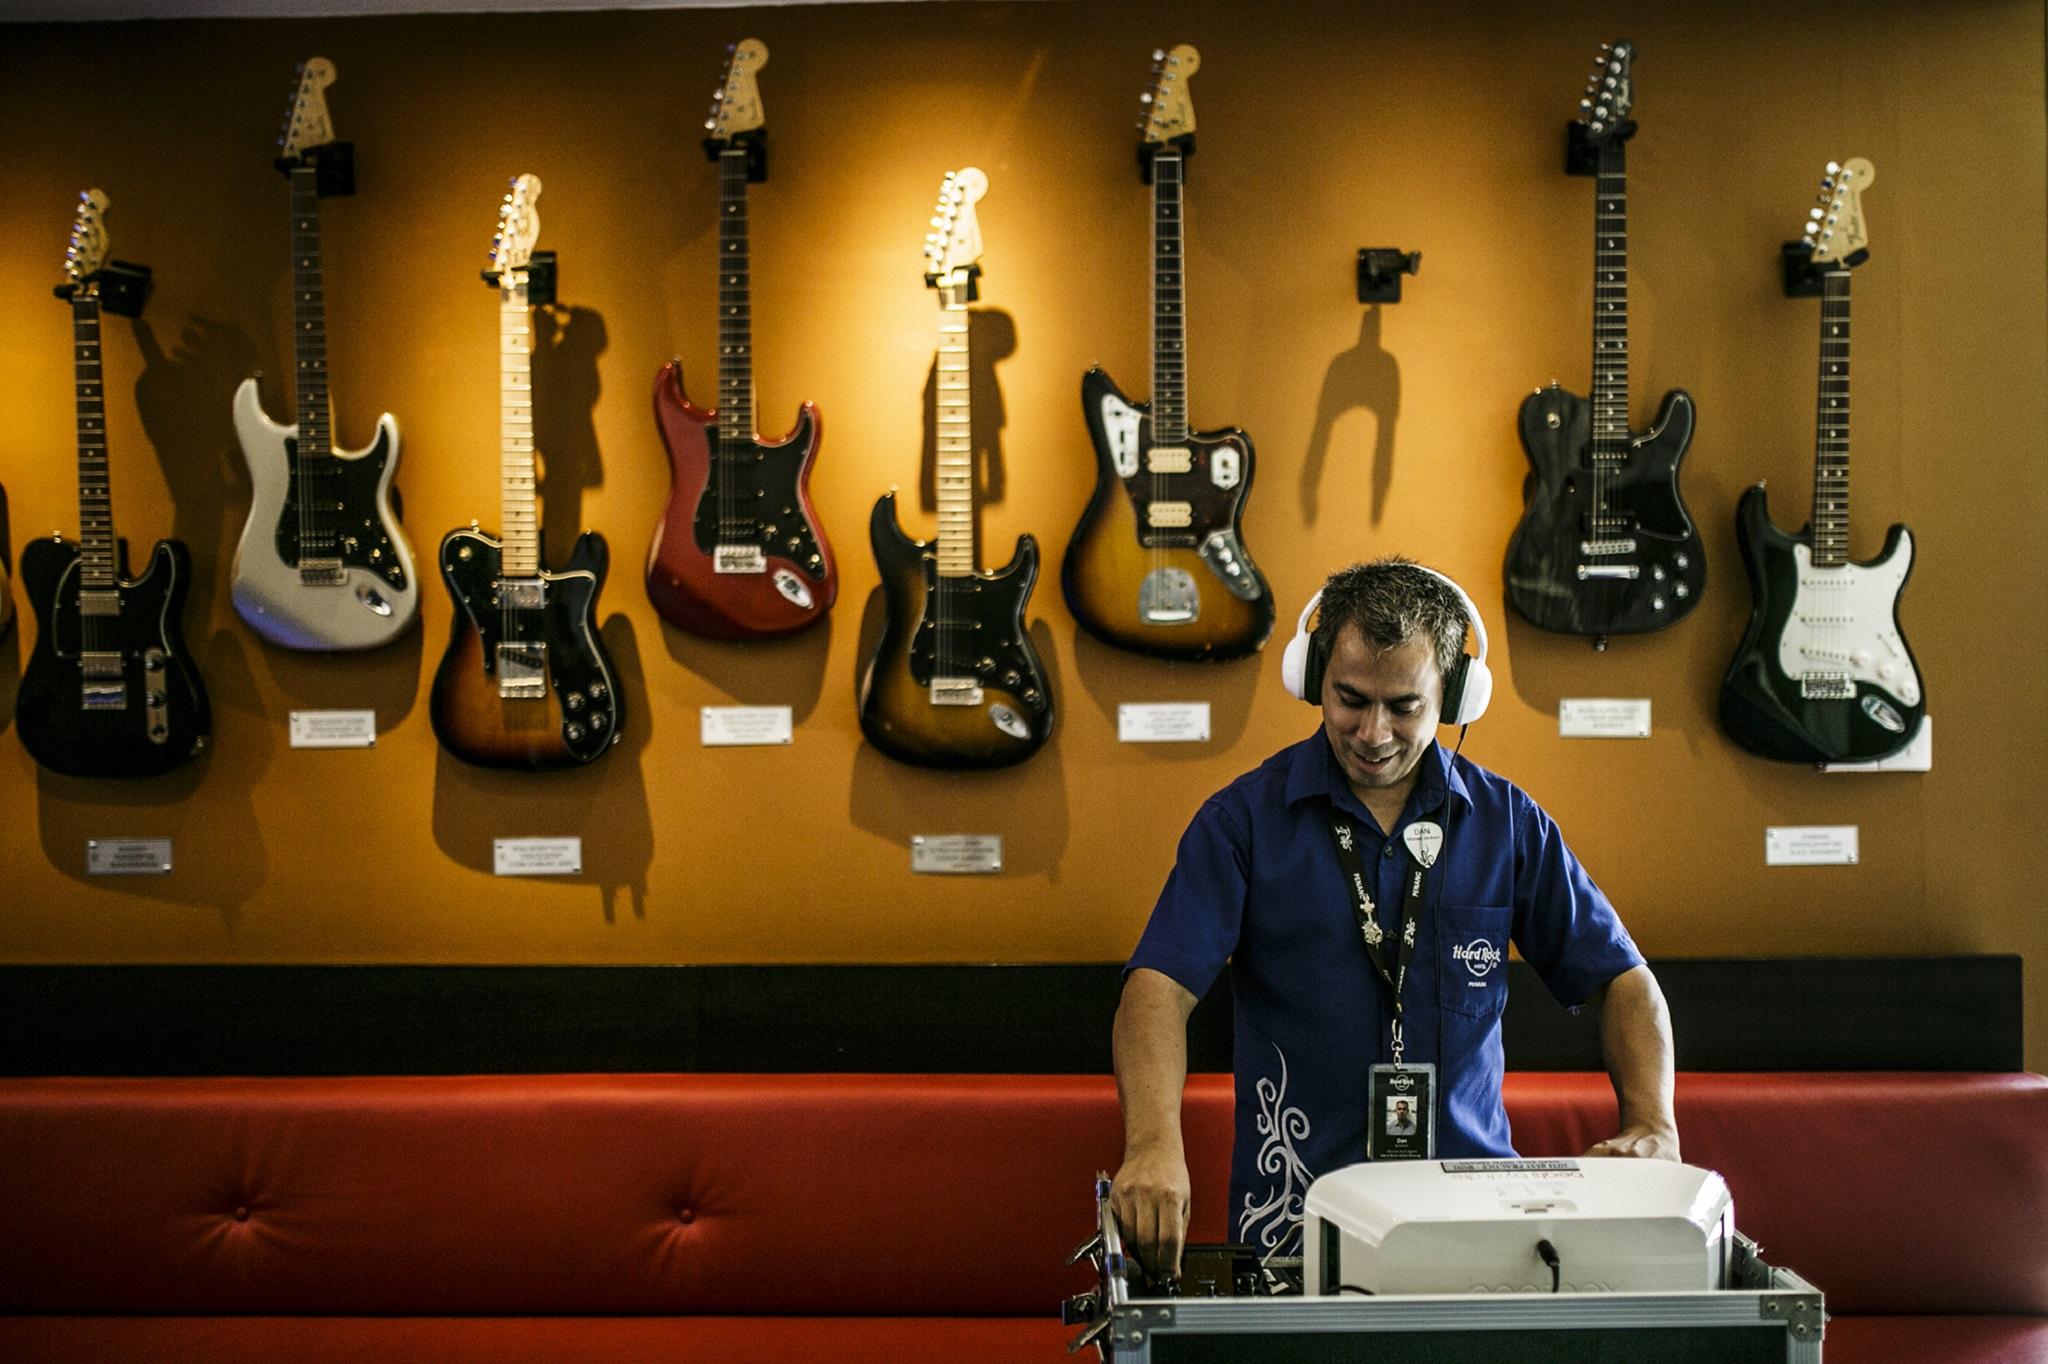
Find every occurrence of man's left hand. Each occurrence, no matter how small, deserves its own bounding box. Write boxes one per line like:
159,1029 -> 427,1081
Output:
1583,1125 -> 1680,1161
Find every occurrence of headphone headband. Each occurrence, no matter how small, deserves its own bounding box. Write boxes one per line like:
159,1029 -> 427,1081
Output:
1279,563 -> 1494,725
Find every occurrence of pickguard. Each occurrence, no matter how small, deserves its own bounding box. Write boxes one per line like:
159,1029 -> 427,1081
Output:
1777,536 -> 1921,707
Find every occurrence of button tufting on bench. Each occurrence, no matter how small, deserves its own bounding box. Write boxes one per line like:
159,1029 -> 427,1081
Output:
232,1206 -> 250,1222
676,1207 -> 695,1225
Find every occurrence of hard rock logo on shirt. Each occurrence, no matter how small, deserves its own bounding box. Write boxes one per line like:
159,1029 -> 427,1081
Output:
1454,938 -> 1504,978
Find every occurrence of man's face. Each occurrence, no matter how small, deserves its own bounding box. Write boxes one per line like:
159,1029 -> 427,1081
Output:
1320,623 -> 1444,803
1394,1101 -> 1410,1117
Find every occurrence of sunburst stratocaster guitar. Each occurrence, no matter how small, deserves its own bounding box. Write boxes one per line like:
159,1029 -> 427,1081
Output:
1062,44 -> 1272,660
429,175 -> 622,771
230,56 -> 418,650
647,38 -> 836,639
1504,39 -> 1704,644
857,169 -> 1052,769
16,191 -> 210,777
1720,159 -> 1924,764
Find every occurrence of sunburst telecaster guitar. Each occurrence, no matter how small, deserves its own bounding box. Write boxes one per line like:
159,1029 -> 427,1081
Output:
16,191 -> 210,778
1504,39 -> 1705,645
230,57 -> 418,650
857,169 -> 1052,769
647,38 -> 836,639
1720,159 -> 1924,764
1062,44 -> 1273,660
429,174 -> 623,771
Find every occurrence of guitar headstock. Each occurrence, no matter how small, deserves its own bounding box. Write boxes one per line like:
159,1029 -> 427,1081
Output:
488,173 -> 544,284
1139,43 -> 1199,148
278,56 -> 338,160
922,166 -> 988,304
1576,39 -> 1635,143
1802,157 -> 1875,267
61,189 -> 111,296
704,38 -> 768,145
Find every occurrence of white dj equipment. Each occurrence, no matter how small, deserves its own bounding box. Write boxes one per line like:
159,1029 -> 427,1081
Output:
1303,1157 -> 1736,1296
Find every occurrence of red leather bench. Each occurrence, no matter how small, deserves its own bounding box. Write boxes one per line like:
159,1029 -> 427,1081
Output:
2,1071 -> 2042,1361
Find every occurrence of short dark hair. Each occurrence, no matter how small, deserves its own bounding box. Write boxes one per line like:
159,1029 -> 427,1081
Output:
1313,557 -> 1470,686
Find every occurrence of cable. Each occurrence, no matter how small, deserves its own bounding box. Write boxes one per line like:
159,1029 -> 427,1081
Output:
1536,1238 -> 1562,1293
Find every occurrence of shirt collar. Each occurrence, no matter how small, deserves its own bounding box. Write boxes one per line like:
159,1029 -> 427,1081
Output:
1284,728 -> 1475,824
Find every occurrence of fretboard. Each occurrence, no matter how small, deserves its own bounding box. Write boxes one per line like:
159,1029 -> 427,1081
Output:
933,298 -> 975,577
499,282 -> 539,577
71,296 -> 117,590
1811,270 -> 1853,567
1590,141 -> 1631,465
716,147 -> 756,439
289,165 -> 333,462
1152,149 -> 1188,444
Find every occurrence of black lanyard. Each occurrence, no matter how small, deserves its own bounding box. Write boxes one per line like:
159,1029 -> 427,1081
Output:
1324,806 -> 1439,1023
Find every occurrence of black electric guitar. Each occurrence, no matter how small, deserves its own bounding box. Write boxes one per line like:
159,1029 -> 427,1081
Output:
1505,39 -> 1705,644
429,175 -> 623,771
1062,43 -> 1273,660
1720,159 -> 1924,764
857,168 -> 1053,769
16,190 -> 210,778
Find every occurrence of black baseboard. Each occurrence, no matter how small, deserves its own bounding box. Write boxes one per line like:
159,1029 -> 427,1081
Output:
0,957 -> 2022,1077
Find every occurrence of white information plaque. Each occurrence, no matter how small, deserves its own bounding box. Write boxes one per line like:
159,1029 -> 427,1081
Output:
288,709 -> 378,749
911,834 -> 1004,875
700,705 -> 794,747
493,837 -> 584,876
1765,825 -> 1859,866
86,838 -> 173,876
1118,702 -> 1212,743
1822,717 -> 1933,774
1558,698 -> 1651,738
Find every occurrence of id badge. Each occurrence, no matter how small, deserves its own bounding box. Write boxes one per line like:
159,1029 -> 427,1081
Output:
1367,1062 -> 1436,1160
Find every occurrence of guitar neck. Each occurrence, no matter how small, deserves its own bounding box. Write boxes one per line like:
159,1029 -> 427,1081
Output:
499,282 -> 540,577
1811,270 -> 1852,567
1590,141 -> 1631,457
289,165 -> 334,458
716,146 -> 756,438
934,297 -> 974,577
1152,148 -> 1188,444
71,295 -> 118,591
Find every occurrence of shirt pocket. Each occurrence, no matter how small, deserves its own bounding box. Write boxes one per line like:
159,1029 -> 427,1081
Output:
1437,902 -> 1512,1020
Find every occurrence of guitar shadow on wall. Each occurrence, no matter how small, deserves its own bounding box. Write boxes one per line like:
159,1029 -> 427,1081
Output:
1301,305 -> 1402,529
131,317 -> 260,616
1066,630 -> 1262,758
430,613 -> 655,923
530,305 -> 607,544
1,481 -> 17,727
661,615 -> 835,723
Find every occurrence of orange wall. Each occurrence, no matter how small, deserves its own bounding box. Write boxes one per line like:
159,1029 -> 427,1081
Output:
2,1 -> 2043,1067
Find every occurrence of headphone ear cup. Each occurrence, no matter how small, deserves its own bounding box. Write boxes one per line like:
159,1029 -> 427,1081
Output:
1281,628 -> 1310,700
1447,654 -> 1494,725
1301,634 -> 1326,704
1440,653 -> 1469,725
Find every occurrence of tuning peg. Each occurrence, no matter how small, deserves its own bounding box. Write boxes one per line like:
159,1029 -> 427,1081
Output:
704,118 -> 717,131
1579,97 -> 1593,111
1139,91 -> 1154,105
725,40 -> 736,52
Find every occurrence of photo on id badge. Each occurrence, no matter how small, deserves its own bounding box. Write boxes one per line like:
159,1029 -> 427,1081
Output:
1368,1061 -> 1435,1159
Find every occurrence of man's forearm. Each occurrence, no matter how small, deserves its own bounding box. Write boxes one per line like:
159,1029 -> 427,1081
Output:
1114,968 -> 1196,1151
1599,964 -> 1677,1138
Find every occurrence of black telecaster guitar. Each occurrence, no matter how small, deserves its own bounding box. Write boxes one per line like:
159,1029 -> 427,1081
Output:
1720,159 -> 1924,764
857,168 -> 1053,769
1505,39 -> 1704,645
16,190 -> 210,778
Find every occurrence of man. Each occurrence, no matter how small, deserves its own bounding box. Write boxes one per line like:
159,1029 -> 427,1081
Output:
1388,1099 -> 1417,1136
1111,558 -> 1677,1274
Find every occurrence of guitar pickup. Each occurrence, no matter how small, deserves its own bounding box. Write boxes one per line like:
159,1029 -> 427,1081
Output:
1578,537 -> 1637,556
1146,501 -> 1194,529
929,677 -> 984,706
715,545 -> 768,574
497,579 -> 547,609
1145,446 -> 1193,475
81,651 -> 126,710
496,641 -> 548,699
1575,564 -> 1640,580
1800,672 -> 1854,700
78,590 -> 120,618
298,558 -> 347,586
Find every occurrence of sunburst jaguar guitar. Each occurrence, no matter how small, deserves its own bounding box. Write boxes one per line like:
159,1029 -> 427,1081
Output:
647,38 -> 836,639
429,175 -> 622,771
1720,159 -> 1924,764
857,169 -> 1052,769
1062,44 -> 1273,660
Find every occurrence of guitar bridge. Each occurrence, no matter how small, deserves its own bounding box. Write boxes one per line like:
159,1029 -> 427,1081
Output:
497,641 -> 549,699
715,545 -> 768,574
929,677 -> 984,706
298,558 -> 347,586
80,650 -> 126,710
1139,568 -> 1199,624
1800,671 -> 1854,700
1576,564 -> 1640,580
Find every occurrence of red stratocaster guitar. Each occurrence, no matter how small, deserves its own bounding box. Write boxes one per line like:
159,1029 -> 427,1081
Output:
646,38 -> 836,638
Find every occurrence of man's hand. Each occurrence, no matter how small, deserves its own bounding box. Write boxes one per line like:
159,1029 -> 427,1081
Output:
1109,1142 -> 1191,1279
1584,1123 -> 1680,1161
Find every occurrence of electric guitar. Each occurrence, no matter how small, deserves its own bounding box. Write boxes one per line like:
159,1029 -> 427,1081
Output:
1720,159 -> 1924,763
16,191 -> 210,777
230,57 -> 418,650
429,175 -> 622,771
857,169 -> 1053,769
1504,39 -> 1705,643
647,38 -> 836,639
1062,44 -> 1273,660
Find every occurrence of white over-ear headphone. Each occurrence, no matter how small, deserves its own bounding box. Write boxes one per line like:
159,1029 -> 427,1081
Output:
1280,564 -> 1494,725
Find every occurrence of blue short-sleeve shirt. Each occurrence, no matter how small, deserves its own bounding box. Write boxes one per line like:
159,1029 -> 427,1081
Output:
1127,729 -> 1643,1253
